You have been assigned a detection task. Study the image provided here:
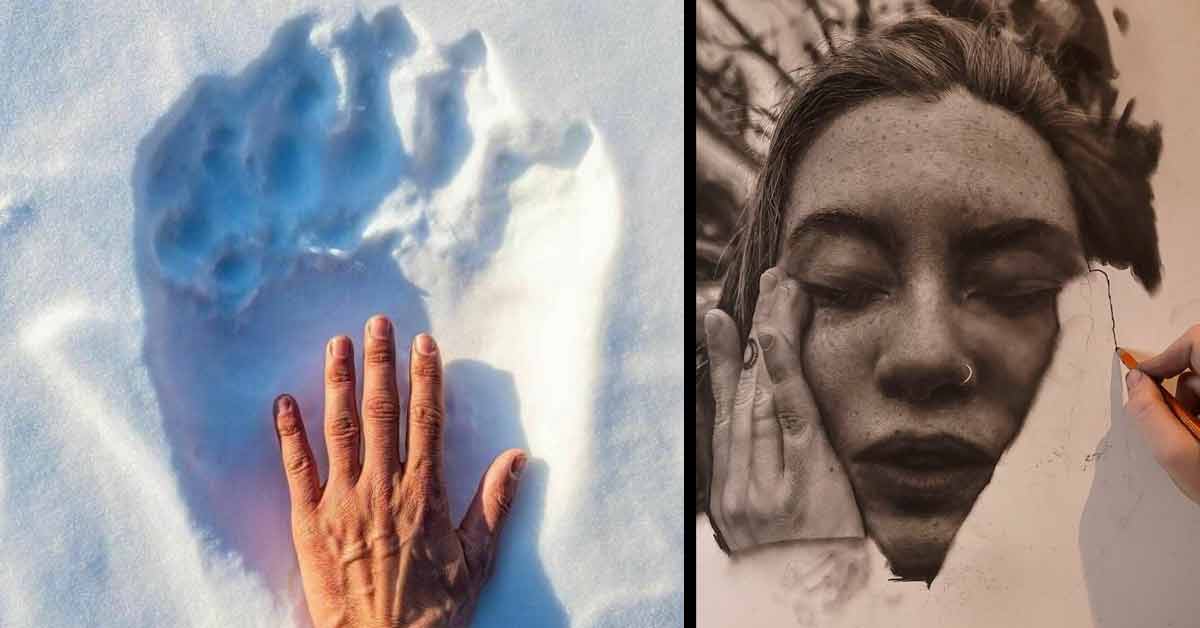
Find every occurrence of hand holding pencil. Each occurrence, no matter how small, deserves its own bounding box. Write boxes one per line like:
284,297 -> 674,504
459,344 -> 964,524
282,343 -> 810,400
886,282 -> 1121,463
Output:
1121,326 -> 1200,504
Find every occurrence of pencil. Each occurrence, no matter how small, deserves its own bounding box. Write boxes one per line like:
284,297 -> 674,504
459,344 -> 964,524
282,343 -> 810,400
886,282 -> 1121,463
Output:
1117,347 -> 1200,442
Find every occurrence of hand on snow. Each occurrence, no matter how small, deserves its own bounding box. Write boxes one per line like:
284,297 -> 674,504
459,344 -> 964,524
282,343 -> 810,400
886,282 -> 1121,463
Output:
705,268 -> 863,552
273,315 -> 525,627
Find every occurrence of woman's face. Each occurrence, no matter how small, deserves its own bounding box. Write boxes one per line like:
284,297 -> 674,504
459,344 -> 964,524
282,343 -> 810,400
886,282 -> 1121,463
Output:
776,89 -> 1086,581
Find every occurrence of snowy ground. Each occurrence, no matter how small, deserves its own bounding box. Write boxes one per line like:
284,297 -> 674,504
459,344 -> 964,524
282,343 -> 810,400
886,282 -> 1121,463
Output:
0,3 -> 681,627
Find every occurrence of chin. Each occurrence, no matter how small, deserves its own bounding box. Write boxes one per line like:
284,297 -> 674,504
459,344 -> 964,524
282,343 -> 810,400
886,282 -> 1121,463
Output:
851,459 -> 999,585
865,508 -> 973,585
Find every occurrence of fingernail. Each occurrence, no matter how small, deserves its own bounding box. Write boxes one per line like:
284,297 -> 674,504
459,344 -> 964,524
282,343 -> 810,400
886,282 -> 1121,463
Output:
760,269 -> 779,295
759,332 -> 775,352
330,336 -> 350,358
369,316 -> 391,339
704,310 -> 721,338
415,333 -> 437,355
274,394 -> 293,416
510,454 -> 527,480
1126,368 -> 1143,390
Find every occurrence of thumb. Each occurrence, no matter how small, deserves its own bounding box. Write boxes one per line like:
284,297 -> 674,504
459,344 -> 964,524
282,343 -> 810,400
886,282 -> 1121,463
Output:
459,449 -> 526,581
1125,369 -> 1200,479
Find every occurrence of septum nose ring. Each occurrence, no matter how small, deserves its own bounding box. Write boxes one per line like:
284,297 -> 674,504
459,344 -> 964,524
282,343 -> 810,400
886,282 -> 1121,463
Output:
960,362 -> 974,386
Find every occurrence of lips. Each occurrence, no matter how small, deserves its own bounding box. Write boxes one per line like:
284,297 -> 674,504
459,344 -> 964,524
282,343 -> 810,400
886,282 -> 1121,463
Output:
856,433 -> 996,469
854,433 -> 998,513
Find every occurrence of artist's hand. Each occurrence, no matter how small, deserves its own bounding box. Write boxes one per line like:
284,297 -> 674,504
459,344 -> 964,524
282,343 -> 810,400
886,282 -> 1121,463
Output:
705,267 -> 863,552
273,315 -> 526,628
1124,325 -> 1200,504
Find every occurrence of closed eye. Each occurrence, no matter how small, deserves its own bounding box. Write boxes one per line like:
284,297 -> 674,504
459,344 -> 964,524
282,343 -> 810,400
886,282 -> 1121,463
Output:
803,281 -> 887,311
968,282 -> 1062,316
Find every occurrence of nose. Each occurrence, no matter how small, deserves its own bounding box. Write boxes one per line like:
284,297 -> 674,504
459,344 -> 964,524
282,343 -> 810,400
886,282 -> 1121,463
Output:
876,279 -> 973,406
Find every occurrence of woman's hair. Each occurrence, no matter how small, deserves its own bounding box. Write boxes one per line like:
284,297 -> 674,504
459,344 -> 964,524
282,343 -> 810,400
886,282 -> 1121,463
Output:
696,13 -> 1163,513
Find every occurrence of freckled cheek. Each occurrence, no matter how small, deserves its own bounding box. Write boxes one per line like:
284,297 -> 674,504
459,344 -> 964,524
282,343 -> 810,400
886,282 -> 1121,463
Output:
801,315 -> 880,455
972,312 -> 1060,396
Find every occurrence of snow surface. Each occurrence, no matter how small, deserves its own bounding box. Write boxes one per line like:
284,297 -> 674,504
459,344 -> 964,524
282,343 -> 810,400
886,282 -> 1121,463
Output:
0,3 -> 681,627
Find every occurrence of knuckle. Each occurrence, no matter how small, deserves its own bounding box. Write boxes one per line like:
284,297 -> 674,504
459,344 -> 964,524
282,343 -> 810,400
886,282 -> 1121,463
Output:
276,411 -> 304,437
706,349 -> 728,372
1188,324 -> 1200,342
412,358 -> 442,385
326,410 -> 358,440
326,362 -> 354,386
493,488 -> 514,518
370,487 -> 393,514
722,494 -> 745,526
771,369 -> 803,391
364,395 -> 401,422
367,475 -> 394,504
407,456 -> 441,487
750,418 -> 777,438
396,490 -> 423,527
752,386 -> 772,411
285,452 -> 313,474
776,411 -> 810,436
1125,393 -> 1159,420
767,509 -> 799,532
422,484 -> 447,515
410,403 -> 444,431
365,344 -> 395,366
746,485 -> 768,516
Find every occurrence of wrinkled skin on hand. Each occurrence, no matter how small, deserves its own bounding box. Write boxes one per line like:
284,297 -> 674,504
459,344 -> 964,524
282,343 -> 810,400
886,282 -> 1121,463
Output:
274,315 -> 526,627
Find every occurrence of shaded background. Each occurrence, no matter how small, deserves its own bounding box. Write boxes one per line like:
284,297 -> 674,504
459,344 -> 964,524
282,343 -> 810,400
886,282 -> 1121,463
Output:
698,2 -> 1200,626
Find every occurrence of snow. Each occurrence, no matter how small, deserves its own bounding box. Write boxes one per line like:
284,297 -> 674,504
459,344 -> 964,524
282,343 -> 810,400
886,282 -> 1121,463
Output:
0,3 -> 681,627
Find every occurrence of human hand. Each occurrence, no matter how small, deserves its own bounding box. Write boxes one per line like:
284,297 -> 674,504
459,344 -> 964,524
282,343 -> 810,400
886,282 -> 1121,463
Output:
1123,326 -> 1200,504
273,315 -> 526,628
705,267 -> 863,553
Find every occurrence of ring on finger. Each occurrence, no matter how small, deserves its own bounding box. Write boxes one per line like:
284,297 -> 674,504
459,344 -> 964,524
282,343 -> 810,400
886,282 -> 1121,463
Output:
743,337 -> 758,370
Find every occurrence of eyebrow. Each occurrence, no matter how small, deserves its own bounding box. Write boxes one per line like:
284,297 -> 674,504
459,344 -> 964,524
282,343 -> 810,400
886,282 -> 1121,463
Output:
953,217 -> 1085,275
784,208 -> 899,258
784,208 -> 1085,274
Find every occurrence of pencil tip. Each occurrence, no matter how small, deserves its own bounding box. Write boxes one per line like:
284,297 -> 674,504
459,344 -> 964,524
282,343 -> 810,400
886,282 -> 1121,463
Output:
1115,347 -> 1140,370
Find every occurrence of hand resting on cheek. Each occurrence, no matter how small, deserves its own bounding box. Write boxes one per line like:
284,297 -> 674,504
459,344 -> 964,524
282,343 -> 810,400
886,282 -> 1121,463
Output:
706,267 -> 864,553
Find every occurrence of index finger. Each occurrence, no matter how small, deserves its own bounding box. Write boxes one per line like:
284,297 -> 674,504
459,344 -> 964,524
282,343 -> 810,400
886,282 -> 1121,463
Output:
1138,325 -> 1200,379
1125,369 -> 1200,501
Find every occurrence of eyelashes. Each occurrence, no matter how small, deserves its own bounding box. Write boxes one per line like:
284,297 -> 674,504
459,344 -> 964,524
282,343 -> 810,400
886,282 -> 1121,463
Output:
801,281 -> 887,311
801,279 -> 1063,316
967,284 -> 1062,316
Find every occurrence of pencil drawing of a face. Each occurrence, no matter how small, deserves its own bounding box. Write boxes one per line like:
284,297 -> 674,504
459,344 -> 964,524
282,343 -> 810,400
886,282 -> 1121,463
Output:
777,90 -> 1087,580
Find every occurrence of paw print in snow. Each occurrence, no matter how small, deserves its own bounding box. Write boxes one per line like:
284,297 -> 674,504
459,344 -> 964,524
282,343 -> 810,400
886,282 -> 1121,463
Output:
135,7 -> 590,315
